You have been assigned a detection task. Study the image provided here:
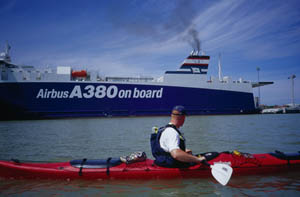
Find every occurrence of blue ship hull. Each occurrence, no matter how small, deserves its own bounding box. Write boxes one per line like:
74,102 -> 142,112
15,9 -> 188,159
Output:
0,82 -> 255,120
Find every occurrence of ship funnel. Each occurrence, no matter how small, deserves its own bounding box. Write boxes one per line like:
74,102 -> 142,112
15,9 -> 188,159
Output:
180,51 -> 210,74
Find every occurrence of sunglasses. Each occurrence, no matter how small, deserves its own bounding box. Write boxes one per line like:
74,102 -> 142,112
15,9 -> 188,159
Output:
172,113 -> 186,116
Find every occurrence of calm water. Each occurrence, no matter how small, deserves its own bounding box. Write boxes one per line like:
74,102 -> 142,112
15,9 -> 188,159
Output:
0,114 -> 300,196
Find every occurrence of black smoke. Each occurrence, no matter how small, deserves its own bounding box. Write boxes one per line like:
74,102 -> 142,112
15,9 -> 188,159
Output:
187,27 -> 201,52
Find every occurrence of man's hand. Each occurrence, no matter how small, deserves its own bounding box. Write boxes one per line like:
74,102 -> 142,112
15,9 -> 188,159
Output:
186,149 -> 192,154
197,155 -> 206,161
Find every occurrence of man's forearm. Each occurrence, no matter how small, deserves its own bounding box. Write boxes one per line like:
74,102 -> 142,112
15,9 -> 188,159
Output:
170,149 -> 205,163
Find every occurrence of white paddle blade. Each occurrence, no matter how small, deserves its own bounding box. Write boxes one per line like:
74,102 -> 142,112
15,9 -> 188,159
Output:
211,163 -> 233,186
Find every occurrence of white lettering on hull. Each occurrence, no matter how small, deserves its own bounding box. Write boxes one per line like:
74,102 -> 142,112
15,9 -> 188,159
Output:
36,85 -> 163,99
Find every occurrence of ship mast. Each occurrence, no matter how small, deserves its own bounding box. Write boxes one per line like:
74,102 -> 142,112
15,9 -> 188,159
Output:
218,53 -> 222,82
288,74 -> 296,107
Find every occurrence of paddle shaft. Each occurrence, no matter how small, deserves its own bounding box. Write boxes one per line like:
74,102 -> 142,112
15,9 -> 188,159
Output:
202,160 -> 211,167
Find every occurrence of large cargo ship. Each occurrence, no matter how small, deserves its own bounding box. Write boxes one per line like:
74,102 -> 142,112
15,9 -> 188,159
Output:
0,44 -> 265,120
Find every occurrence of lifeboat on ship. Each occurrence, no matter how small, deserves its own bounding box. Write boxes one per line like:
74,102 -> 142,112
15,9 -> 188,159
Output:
71,70 -> 87,78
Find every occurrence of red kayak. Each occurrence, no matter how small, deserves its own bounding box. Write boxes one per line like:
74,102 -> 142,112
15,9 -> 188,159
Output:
0,151 -> 300,181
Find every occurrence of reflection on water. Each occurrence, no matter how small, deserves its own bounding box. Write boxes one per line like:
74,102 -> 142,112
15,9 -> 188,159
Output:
0,114 -> 300,196
229,171 -> 300,196
1,172 -> 300,196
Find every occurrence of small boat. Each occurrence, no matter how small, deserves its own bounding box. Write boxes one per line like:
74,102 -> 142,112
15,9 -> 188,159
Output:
285,106 -> 300,113
71,70 -> 87,78
261,108 -> 284,114
0,150 -> 299,183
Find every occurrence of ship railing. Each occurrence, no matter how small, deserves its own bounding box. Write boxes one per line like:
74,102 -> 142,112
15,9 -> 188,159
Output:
105,76 -> 154,83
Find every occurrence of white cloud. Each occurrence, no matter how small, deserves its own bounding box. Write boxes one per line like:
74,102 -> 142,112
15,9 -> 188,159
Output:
187,0 -> 300,59
4,0 -> 299,106
98,0 -> 300,67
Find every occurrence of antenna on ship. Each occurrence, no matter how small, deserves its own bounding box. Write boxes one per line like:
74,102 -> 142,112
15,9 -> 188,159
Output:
218,53 -> 222,82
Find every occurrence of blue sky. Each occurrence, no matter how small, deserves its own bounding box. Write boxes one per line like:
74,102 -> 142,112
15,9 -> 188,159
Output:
0,0 -> 299,105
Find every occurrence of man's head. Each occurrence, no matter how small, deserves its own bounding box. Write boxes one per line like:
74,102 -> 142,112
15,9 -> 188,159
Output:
171,105 -> 186,128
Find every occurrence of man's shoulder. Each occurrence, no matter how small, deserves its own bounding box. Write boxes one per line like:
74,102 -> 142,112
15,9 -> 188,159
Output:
162,127 -> 179,136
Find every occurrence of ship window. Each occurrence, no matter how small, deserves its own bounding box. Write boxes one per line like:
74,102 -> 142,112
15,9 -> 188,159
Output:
1,70 -> 8,80
192,67 -> 201,73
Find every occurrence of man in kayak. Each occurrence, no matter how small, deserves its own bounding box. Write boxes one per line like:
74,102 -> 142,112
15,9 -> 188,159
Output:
151,105 -> 206,167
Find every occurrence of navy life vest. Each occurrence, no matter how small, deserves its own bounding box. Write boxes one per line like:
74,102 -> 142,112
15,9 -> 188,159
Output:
150,124 -> 189,168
